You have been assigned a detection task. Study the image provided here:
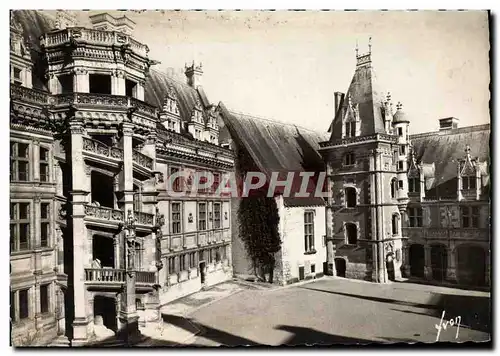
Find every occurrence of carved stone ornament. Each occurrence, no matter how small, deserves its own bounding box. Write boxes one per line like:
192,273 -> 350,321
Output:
188,213 -> 194,223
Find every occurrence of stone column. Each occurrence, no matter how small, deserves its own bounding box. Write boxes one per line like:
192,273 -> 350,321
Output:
112,70 -> 126,96
136,81 -> 145,101
69,121 -> 91,346
73,69 -> 89,93
117,121 -> 139,342
445,246 -> 457,282
325,205 -> 335,276
32,141 -> 40,182
424,245 -> 432,280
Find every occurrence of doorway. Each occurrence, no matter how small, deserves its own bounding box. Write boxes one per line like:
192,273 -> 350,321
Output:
409,244 -> 425,278
199,261 -> 206,284
335,258 -> 346,277
93,296 -> 117,332
430,244 -> 447,282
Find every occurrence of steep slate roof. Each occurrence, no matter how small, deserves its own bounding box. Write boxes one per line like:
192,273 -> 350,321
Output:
219,104 -> 327,206
329,52 -> 386,141
410,124 -> 491,196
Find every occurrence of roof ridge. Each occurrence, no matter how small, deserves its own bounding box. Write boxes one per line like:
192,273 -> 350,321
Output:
228,109 -> 327,137
410,123 -> 490,139
150,67 -> 190,88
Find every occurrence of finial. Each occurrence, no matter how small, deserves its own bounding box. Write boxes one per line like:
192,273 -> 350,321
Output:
368,37 -> 372,54
465,144 -> 471,158
355,40 -> 359,57
396,101 -> 403,111
347,93 -> 352,106
386,92 -> 391,102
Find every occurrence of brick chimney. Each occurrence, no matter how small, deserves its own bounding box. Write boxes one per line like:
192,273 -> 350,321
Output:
185,61 -> 203,88
439,117 -> 459,131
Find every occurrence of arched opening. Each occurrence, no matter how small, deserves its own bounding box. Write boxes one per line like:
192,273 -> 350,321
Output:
345,187 -> 357,208
430,244 -> 447,282
93,296 -> 117,332
92,235 -> 115,268
392,214 -> 399,235
409,244 -> 425,278
335,258 -> 346,278
345,223 -> 357,245
91,171 -> 115,208
386,253 -> 395,281
391,178 -> 398,199
456,245 -> 486,286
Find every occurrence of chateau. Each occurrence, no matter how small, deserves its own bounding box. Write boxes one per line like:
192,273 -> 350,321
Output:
10,10 -> 490,348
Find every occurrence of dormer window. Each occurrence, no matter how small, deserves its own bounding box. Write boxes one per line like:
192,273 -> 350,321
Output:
12,67 -> 22,85
344,153 -> 355,166
194,129 -> 201,139
408,177 -> 420,193
345,121 -> 356,138
462,176 -> 476,190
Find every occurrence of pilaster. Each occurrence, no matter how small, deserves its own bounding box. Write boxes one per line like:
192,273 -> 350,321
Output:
112,70 -> 126,96
73,68 -> 89,93
136,81 -> 145,101
32,141 -> 40,182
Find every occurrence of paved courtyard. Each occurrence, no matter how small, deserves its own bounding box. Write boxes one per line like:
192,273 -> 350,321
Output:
144,277 -> 491,346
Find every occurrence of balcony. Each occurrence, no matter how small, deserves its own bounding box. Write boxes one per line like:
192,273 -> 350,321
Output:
83,137 -> 123,161
41,28 -> 149,58
135,211 -> 154,226
84,268 -> 156,290
133,149 -> 154,171
84,205 -> 124,222
10,84 -> 49,106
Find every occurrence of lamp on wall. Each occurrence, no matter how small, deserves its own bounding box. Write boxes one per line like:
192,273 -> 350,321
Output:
224,212 -> 228,220
188,213 -> 193,223
209,212 -> 213,221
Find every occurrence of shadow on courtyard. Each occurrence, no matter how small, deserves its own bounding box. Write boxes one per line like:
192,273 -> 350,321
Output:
299,285 -> 491,334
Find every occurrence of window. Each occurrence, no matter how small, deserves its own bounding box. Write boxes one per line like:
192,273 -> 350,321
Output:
398,180 -> 404,189
208,248 -> 214,264
398,161 -> 404,171
40,203 -> 50,248
198,203 -> 207,231
40,284 -> 49,314
168,257 -> 177,274
189,252 -> 196,269
462,176 -> 477,190
180,254 -> 187,271
13,67 -> 22,85
171,202 -> 181,234
311,264 -> 316,274
212,173 -> 221,193
89,74 -> 111,94
133,186 -> 142,212
125,79 -> 137,98
408,177 -> 420,193
400,145 -> 406,155
170,167 -> 182,192
461,206 -> 479,228
213,203 -> 221,229
345,187 -> 357,208
398,127 -> 403,136
10,142 -> 29,181
392,214 -> 399,235
10,202 -> 30,251
59,74 -> 73,94
198,171 -> 209,193
345,223 -> 357,245
215,247 -> 221,263
408,207 -> 423,227
39,147 -> 49,182
304,211 -> 315,253
391,178 -> 398,199
345,121 -> 356,138
199,250 -> 204,263
195,129 -> 201,139
10,291 -> 15,322
344,152 -> 355,166
19,289 -> 29,320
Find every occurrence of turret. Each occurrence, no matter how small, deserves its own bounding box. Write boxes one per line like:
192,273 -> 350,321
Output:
392,102 -> 410,209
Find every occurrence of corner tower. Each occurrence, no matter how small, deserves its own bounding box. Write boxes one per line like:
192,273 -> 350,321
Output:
319,39 -> 409,284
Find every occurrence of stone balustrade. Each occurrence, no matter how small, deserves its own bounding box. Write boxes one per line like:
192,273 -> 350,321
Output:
136,271 -> 156,284
83,137 -> 124,160
84,268 -> 125,283
84,205 -> 124,222
10,84 -> 49,105
135,211 -> 154,226
133,149 -> 154,170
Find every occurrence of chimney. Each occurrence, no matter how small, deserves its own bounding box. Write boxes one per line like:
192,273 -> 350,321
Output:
185,61 -> 203,88
439,117 -> 459,131
334,92 -> 344,117
89,12 -> 136,35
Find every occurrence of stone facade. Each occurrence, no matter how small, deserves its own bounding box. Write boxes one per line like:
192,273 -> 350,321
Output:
10,10 -> 234,347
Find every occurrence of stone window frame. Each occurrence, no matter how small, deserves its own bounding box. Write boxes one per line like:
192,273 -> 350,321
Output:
40,201 -> 51,248
39,283 -> 51,315
39,145 -> 50,182
10,140 -> 30,182
460,205 -> 480,228
343,152 -> 356,166
198,202 -> 207,231
390,177 -> 398,199
392,213 -> 400,235
11,65 -> 23,85
303,210 -> 316,254
11,287 -> 31,323
343,221 -> 359,246
408,207 -> 423,227
408,177 -> 421,193
10,201 -> 31,252
170,201 -> 182,235
213,202 -> 222,229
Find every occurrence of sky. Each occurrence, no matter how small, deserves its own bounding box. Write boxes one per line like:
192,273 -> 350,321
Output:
71,10 -> 490,134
